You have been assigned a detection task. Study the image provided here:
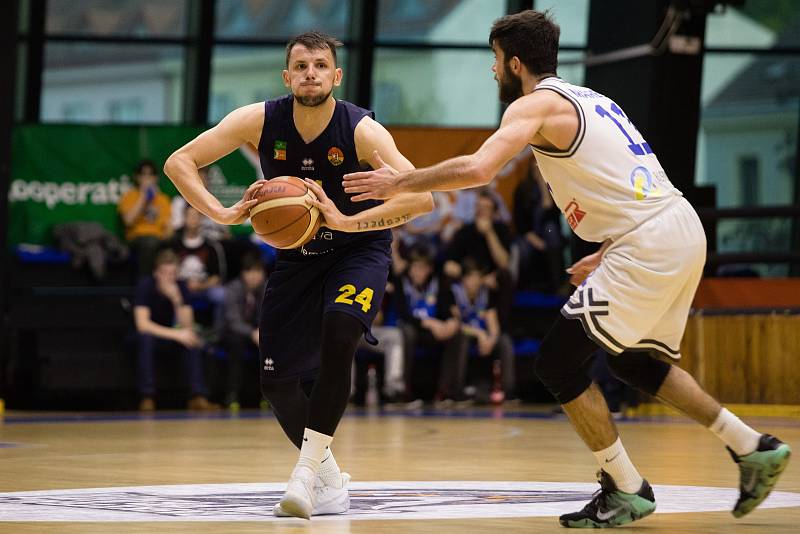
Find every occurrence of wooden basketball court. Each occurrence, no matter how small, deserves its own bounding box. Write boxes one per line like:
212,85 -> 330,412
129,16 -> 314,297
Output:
0,407 -> 797,532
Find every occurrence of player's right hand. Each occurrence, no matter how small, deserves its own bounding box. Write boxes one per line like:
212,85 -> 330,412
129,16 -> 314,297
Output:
214,180 -> 265,225
566,250 -> 602,286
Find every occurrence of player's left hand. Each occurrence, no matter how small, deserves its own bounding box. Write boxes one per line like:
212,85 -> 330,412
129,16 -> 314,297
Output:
303,178 -> 349,231
342,151 -> 401,202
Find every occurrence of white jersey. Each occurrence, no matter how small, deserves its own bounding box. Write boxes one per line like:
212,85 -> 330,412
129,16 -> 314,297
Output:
531,77 -> 682,242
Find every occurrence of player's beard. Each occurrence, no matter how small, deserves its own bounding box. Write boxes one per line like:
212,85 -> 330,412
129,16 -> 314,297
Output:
498,62 -> 523,104
294,87 -> 332,107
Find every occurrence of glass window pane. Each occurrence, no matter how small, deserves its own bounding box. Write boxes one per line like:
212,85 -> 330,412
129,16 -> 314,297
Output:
46,0 -> 188,38
557,51 -> 585,85
215,0 -> 351,40
534,0 -> 589,47
41,43 -> 184,124
376,0 -> 505,44
706,3 -> 800,49
717,217 -> 793,277
695,53 -> 798,207
210,46 -> 350,123
372,48 -> 499,126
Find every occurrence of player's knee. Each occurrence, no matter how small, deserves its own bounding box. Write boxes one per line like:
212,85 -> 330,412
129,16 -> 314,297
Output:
607,351 -> 672,396
534,337 -> 592,405
322,312 -> 363,357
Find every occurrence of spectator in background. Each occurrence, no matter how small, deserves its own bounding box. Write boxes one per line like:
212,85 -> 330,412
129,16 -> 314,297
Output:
171,167 -> 231,242
444,190 -> 514,327
397,249 -> 465,404
451,258 -> 515,403
133,249 -> 216,411
118,159 -> 172,276
397,191 -> 454,255
221,253 -> 266,409
511,154 -> 565,293
449,185 -> 512,235
169,206 -> 227,328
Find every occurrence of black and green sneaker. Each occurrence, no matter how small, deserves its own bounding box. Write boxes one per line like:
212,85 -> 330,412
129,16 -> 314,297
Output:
559,470 -> 656,528
729,433 -> 792,518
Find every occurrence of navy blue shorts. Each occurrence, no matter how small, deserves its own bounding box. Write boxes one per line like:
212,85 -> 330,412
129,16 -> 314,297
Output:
259,237 -> 391,384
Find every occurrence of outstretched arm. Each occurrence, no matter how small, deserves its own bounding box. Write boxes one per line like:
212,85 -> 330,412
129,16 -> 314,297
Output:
342,93 -> 551,200
164,103 -> 265,225
305,117 -> 434,232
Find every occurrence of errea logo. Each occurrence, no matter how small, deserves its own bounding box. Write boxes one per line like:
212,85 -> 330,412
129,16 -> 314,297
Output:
263,358 -> 274,371
301,158 -> 314,171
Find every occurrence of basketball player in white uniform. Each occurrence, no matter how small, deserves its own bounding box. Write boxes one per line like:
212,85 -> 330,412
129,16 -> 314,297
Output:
343,10 -> 791,528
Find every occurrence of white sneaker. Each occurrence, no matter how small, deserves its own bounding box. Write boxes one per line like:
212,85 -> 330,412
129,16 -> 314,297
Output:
278,465 -> 316,519
274,472 -> 351,517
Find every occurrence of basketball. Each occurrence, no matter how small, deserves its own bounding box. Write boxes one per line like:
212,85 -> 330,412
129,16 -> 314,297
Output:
248,176 -> 320,249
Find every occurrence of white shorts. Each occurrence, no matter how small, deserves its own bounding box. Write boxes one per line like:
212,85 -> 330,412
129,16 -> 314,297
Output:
562,197 -> 706,360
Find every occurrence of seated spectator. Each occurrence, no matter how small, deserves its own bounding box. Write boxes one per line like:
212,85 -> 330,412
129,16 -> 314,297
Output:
397,250 -> 465,403
397,191 -> 454,255
221,253 -> 266,409
450,185 -> 512,235
170,167 -> 231,242
451,259 -> 515,403
133,249 -> 216,411
169,206 -> 226,328
444,190 -> 514,327
511,155 -> 565,293
118,159 -> 172,276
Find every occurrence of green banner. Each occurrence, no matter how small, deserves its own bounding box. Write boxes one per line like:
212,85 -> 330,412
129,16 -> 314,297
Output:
8,124 -> 261,246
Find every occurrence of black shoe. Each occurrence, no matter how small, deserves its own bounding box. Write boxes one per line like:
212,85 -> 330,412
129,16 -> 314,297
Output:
559,470 -> 656,528
728,434 -> 792,518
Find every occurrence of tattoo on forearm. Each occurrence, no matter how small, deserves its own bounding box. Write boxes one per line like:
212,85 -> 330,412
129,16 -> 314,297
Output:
356,213 -> 411,230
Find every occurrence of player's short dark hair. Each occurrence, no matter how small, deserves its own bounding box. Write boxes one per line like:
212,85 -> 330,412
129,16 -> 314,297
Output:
135,159 -> 157,176
489,10 -> 560,76
153,249 -> 179,269
285,31 -> 343,67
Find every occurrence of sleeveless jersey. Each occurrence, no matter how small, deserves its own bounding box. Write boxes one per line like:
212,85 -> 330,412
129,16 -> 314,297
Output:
531,78 -> 682,242
257,95 -> 391,256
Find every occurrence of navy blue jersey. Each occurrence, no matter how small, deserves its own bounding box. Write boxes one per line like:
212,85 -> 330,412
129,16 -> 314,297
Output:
257,95 -> 391,256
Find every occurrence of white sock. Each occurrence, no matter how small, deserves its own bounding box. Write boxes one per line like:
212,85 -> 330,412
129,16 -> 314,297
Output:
318,449 -> 343,488
296,428 -> 333,474
709,408 -> 761,456
593,437 -> 644,494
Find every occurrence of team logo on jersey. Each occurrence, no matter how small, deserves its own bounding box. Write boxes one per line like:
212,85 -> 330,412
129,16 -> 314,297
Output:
564,200 -> 586,230
301,158 -> 315,171
328,147 -> 344,166
273,140 -> 287,161
630,166 -> 661,200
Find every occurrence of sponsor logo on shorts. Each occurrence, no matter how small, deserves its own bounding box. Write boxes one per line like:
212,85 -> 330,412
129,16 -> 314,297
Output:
263,358 -> 274,371
0,481 -> 798,522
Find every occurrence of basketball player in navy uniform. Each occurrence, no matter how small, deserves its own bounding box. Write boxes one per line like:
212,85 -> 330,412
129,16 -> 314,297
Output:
164,32 -> 433,519
343,11 -> 791,529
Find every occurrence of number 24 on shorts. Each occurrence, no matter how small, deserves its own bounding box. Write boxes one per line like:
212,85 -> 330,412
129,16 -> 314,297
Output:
335,284 -> 374,313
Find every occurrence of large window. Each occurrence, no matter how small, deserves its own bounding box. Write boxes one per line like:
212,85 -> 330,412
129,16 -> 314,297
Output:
373,0 -> 506,127
698,3 -> 800,276
209,0 -> 353,123
40,0 -> 189,124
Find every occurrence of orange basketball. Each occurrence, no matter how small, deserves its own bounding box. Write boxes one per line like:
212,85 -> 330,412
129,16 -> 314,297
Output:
248,176 -> 320,249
